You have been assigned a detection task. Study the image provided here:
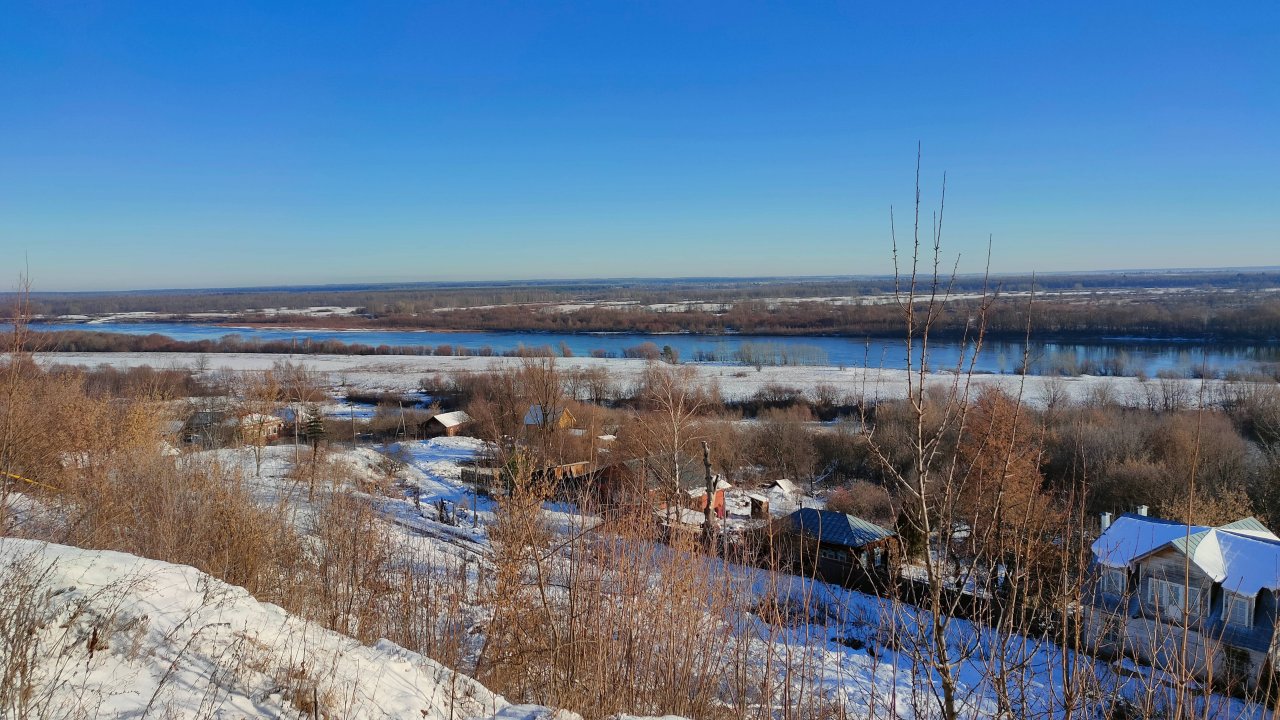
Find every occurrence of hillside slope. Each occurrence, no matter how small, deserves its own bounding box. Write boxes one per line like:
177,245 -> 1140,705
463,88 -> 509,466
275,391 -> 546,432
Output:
0,537 -> 563,720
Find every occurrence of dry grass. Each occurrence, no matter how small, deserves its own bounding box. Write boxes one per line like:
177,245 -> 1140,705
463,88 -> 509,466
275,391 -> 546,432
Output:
6,352 -> 1280,719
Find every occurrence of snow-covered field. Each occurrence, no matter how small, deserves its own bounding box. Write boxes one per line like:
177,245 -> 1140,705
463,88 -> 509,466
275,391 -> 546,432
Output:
435,286 -> 1275,316
45,307 -> 364,323
33,350 -> 1238,408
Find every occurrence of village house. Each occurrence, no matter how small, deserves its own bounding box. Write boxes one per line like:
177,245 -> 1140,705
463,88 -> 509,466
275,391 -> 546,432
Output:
523,405 -> 576,431
183,408 -> 240,447
765,508 -> 898,591
238,413 -> 285,444
1085,509 -> 1280,691
422,410 -> 473,437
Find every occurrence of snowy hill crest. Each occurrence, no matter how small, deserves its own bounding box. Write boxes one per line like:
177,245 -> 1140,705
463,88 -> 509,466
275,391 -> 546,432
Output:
0,538 -> 542,720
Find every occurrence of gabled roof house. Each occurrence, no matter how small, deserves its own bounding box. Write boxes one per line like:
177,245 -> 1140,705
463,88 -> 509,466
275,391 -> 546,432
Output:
1085,511 -> 1280,692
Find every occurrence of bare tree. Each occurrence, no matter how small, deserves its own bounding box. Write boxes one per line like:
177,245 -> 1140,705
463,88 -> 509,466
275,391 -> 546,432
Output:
861,152 -> 998,720
238,370 -> 281,476
626,363 -> 710,524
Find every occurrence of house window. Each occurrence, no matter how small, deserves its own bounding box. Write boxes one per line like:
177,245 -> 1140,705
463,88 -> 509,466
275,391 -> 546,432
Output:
819,547 -> 848,562
1225,592 -> 1254,628
1101,613 -> 1126,650
1100,568 -> 1126,596
1147,578 -> 1201,619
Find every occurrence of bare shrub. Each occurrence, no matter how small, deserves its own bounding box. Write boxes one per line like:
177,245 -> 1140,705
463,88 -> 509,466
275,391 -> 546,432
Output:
306,492 -> 395,639
748,406 -> 818,482
825,480 -> 895,526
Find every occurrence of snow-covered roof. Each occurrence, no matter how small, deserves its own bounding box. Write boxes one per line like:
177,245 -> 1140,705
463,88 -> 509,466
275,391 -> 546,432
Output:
768,478 -> 801,496
430,410 -> 472,428
1218,516 -> 1278,540
1092,514 -> 1280,597
270,404 -> 317,420
1091,515 -> 1208,569
1177,528 -> 1280,597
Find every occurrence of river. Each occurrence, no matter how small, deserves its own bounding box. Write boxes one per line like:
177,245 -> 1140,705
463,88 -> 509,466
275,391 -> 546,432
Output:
29,322 -> 1280,378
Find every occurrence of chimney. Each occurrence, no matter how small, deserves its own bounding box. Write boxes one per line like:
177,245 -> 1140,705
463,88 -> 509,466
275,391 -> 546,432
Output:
1137,505 -> 1149,517
1101,512 -> 1112,531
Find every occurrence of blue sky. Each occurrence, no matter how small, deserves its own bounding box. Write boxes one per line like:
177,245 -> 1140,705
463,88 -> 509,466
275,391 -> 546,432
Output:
0,2 -> 1276,291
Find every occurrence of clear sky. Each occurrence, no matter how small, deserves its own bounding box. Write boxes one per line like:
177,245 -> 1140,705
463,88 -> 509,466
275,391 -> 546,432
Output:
0,2 -> 1276,291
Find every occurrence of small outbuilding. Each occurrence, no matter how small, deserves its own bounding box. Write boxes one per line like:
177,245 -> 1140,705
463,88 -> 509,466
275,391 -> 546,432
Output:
766,478 -> 802,496
685,477 -> 732,518
423,410 -> 473,437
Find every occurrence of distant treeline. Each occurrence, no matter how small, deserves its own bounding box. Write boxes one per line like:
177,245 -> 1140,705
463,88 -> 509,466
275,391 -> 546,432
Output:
225,292 -> 1280,342
12,270 -> 1280,318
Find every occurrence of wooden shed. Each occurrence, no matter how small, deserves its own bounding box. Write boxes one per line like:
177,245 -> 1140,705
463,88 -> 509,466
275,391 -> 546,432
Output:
423,410 -> 473,437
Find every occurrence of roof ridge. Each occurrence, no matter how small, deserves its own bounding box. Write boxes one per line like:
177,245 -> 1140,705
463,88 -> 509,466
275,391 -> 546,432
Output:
1217,528 -> 1280,546
1114,513 -> 1207,529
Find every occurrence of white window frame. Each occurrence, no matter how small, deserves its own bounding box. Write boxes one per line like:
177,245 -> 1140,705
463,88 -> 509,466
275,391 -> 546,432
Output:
1225,591 -> 1255,628
1148,578 -> 1201,619
1100,568 -> 1126,596
1101,611 -> 1126,648
819,547 -> 847,562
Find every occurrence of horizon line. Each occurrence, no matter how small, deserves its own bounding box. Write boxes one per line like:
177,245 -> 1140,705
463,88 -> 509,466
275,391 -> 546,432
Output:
11,264 -> 1280,297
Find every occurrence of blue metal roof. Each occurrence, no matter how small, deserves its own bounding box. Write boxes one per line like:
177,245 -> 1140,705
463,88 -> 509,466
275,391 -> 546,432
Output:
789,508 -> 895,548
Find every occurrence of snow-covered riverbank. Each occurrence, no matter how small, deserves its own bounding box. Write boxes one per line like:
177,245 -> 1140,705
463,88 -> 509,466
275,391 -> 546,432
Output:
34,350 -> 1244,408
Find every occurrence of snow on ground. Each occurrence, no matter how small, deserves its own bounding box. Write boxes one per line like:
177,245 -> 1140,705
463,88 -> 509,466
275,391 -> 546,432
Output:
16,432 -> 1266,719
684,545 -> 1264,720
320,399 -> 379,420
0,537 -> 563,720
33,350 -> 1249,408
428,287 -> 1266,316
393,436 -> 491,500
354,436 -> 1267,719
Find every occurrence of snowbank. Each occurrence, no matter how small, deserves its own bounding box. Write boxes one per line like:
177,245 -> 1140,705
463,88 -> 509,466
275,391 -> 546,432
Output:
0,538 -> 552,720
